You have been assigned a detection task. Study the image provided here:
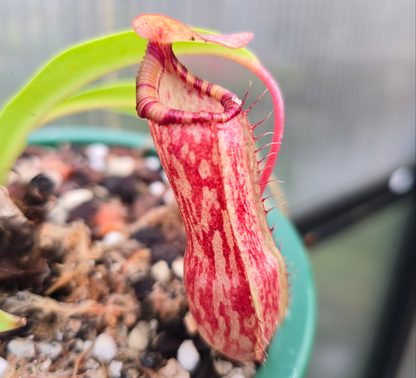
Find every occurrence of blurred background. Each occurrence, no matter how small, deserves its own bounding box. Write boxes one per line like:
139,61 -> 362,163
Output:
0,1 -> 414,377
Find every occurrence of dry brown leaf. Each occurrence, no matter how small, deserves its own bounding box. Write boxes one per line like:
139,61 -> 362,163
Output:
0,186 -> 49,290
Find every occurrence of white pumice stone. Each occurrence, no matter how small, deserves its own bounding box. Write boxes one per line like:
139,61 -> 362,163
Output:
106,156 -> 136,177
89,158 -> 106,173
74,339 -> 85,352
151,260 -> 172,283
102,231 -> 126,245
60,189 -> 94,211
148,181 -> 166,197
108,360 -> 123,378
213,359 -> 233,376
40,358 -> 52,372
93,333 -> 117,362
54,329 -> 63,341
85,358 -> 100,370
7,338 -> 35,359
0,357 -> 9,377
158,358 -> 190,378
177,340 -> 200,373
223,368 -> 245,378
36,341 -> 63,361
85,143 -> 108,172
163,188 -> 175,204
144,156 -> 161,171
172,257 -> 184,280
241,362 -> 257,378
161,170 -> 170,184
47,203 -> 68,224
85,143 -> 109,159
128,321 -> 149,351
148,319 -> 159,341
83,340 -> 93,351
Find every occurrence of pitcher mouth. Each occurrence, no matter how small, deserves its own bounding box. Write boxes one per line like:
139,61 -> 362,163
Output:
136,42 -> 243,126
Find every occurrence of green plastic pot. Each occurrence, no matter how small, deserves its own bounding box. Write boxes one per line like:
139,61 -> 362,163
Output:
28,125 -> 317,378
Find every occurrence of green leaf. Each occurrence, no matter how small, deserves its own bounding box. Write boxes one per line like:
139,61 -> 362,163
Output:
0,29 -> 260,184
0,308 -> 26,333
41,80 -> 138,125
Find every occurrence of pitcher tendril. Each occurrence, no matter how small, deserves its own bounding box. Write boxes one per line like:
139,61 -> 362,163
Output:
133,13 -> 288,362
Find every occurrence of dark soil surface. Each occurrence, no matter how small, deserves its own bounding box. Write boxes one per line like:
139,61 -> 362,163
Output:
0,142 -> 257,378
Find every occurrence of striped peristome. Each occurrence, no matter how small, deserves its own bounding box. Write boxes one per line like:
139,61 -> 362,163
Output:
133,14 -> 288,362
137,42 -> 242,125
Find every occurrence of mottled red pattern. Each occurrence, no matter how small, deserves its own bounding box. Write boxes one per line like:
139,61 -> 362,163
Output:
147,113 -> 286,361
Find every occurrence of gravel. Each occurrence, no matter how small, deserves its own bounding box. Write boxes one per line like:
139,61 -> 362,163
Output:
106,156 -> 136,177
213,359 -> 233,376
0,357 -> 9,377
108,360 -> 123,378
128,321 -> 149,351
151,260 -> 172,282
60,188 -> 94,211
144,156 -> 161,171
158,358 -> 190,378
177,339 -> 200,373
93,333 -> 117,362
7,338 -> 35,359
171,257 -> 184,279
102,230 -> 126,245
36,341 -> 63,361
148,181 -> 166,197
